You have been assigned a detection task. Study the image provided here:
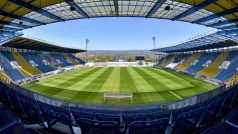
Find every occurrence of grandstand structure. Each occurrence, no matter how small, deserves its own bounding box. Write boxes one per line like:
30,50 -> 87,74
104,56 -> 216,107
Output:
155,31 -> 238,84
0,0 -> 238,134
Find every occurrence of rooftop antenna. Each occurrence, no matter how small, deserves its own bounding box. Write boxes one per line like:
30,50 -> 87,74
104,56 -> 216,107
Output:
86,39 -> 89,62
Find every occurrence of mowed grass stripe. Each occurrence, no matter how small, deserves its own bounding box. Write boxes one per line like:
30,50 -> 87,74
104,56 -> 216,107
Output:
127,67 -> 156,92
39,69 -> 92,84
55,67 -> 102,88
83,67 -> 114,91
149,68 -> 193,87
142,68 -> 189,89
101,67 -> 120,93
68,67 -> 108,91
41,68 -> 98,86
23,67 -> 218,105
133,67 -> 169,91
120,67 -> 138,93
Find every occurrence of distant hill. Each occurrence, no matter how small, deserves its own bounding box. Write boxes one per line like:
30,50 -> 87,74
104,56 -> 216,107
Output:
79,50 -> 154,56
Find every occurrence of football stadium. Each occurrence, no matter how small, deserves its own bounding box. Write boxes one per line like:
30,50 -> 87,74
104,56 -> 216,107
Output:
0,0 -> 238,134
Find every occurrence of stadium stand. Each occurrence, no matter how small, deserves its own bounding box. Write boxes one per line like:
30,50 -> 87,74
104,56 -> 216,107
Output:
172,54 -> 191,63
159,55 -> 176,67
0,52 -> 25,81
165,54 -> 192,69
69,55 -> 86,64
198,52 -> 229,78
11,52 -> 42,77
216,51 -> 238,81
176,53 -> 202,70
38,54 -> 58,70
46,54 -> 63,68
64,54 -> 80,65
51,54 -> 73,67
2,51 -> 16,61
186,52 -> 220,74
20,52 -> 54,73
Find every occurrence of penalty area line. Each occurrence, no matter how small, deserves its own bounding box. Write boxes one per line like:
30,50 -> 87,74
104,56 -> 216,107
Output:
169,91 -> 183,100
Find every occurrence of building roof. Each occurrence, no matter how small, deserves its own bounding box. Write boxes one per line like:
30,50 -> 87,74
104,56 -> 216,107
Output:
2,36 -> 85,53
154,30 -> 238,52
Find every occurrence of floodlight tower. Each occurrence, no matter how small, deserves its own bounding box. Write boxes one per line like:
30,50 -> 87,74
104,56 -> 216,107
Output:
86,39 -> 89,63
152,36 -> 156,64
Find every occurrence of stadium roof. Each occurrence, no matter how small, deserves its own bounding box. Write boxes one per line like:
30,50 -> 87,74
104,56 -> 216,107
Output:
154,30 -> 238,52
0,0 -> 237,51
0,0 -> 237,32
2,36 -> 85,53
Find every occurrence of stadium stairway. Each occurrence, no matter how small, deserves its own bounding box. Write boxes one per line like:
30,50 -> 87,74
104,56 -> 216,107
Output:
215,51 -> 238,81
159,55 -> 176,67
20,52 -> 54,73
186,52 -> 220,74
0,52 -> 25,81
198,52 -> 229,78
11,52 -> 42,77
176,53 -> 202,70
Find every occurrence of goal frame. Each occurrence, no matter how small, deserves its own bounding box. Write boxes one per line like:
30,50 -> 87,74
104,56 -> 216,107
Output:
104,93 -> 133,102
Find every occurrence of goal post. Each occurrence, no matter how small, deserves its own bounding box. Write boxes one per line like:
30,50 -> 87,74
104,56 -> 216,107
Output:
104,93 -> 133,102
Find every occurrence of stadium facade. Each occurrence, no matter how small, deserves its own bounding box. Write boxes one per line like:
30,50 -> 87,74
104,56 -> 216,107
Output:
0,0 -> 238,134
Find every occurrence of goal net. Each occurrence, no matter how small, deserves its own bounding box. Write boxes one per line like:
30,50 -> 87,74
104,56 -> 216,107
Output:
104,93 -> 133,102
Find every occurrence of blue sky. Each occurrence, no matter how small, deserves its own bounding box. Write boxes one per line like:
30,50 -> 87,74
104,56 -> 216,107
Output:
23,17 -> 217,50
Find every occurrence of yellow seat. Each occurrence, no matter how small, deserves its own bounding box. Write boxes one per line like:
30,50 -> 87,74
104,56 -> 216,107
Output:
11,52 -> 42,76
176,53 -> 202,70
198,52 -> 229,78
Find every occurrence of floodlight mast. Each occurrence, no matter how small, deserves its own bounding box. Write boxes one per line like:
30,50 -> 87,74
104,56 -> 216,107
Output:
152,36 -> 156,64
86,39 -> 89,63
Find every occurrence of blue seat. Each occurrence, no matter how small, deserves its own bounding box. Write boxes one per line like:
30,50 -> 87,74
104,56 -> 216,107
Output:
201,127 -> 226,134
0,85 -> 12,106
51,54 -> 73,66
6,88 -> 26,117
215,51 -> 238,81
197,97 -> 225,127
223,107 -> 238,133
151,111 -> 171,120
124,114 -> 147,126
21,128 -> 42,134
218,89 -> 237,116
21,52 -> 54,73
19,97 -> 43,124
170,107 -> 203,134
77,118 -> 120,134
127,118 -> 169,134
0,104 -> 21,134
0,51 -> 25,81
186,52 -> 220,74
41,107 -> 74,134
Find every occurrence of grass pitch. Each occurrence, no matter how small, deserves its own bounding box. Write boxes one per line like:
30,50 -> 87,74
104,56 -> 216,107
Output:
23,67 -> 217,105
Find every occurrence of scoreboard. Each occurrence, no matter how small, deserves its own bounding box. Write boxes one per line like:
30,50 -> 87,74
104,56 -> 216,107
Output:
135,56 -> 145,61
